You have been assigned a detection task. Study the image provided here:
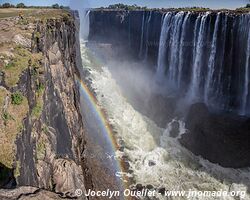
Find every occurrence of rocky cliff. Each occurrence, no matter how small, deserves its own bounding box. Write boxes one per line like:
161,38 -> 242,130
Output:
0,9 -> 87,199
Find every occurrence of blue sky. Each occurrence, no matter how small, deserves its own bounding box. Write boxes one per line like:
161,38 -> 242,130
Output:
1,0 -> 249,9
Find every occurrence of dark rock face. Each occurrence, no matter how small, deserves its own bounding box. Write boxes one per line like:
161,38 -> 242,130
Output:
145,94 -> 177,128
180,103 -> 250,168
89,10 -> 162,63
12,13 -> 87,199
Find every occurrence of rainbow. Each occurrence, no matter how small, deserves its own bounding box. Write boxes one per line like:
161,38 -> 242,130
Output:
76,76 -> 129,198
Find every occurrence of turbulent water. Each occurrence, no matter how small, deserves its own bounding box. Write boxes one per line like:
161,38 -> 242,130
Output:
80,40 -> 250,200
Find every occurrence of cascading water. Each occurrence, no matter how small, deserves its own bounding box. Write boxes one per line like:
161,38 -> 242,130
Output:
156,12 -> 250,115
241,18 -> 250,115
139,12 -> 145,59
156,13 -> 171,82
177,12 -> 191,88
81,10 -> 90,40
80,9 -> 250,200
168,12 -> 185,84
80,40 -> 250,200
204,13 -> 221,105
188,12 -> 209,102
143,11 -> 152,62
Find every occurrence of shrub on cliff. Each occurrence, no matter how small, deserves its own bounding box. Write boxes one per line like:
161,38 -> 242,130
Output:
52,4 -> 59,9
11,92 -> 24,105
16,3 -> 26,8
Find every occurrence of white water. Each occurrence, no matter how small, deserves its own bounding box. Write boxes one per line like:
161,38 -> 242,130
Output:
177,12 -> 190,88
188,13 -> 209,102
156,13 -> 171,82
143,11 -> 152,61
139,13 -> 145,59
168,12 -> 185,83
241,22 -> 250,115
80,41 -> 250,200
204,13 -> 220,105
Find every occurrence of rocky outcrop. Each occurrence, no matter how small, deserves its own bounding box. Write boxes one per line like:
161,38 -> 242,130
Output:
0,186 -> 73,200
180,103 -> 250,168
0,10 -> 87,199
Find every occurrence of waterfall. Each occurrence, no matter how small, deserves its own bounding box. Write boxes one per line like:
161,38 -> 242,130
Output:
156,13 -> 172,82
177,12 -> 191,88
204,13 -> 221,105
153,11 -> 250,115
81,10 -> 90,40
188,13 -> 210,101
139,12 -> 145,59
168,12 -> 185,84
144,11 -> 152,61
241,18 -> 250,115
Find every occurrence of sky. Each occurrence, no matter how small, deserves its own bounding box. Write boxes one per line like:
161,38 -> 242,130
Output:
1,0 -> 249,9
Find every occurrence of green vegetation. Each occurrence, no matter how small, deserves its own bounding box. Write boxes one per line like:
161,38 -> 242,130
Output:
52,4 -> 60,9
3,46 -> 31,87
37,83 -> 45,96
0,2 -> 69,9
2,45 -> 43,88
1,3 -> 15,8
105,3 -> 147,10
0,87 -> 29,169
36,138 -> 46,160
34,31 -> 41,39
42,124 -> 49,134
11,92 -> 24,105
32,102 -> 43,118
246,4 -> 250,8
2,112 -> 14,124
16,3 -> 26,8
14,161 -> 21,178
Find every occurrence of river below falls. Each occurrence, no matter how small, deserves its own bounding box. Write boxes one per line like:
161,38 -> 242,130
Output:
79,40 -> 250,200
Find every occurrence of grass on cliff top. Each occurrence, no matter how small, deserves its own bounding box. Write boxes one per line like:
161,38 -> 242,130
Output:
0,8 -> 34,19
0,87 -> 28,168
2,44 -> 43,88
0,8 -> 72,21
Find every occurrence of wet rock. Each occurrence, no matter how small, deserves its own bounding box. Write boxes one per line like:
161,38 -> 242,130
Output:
169,120 -> 180,138
148,160 -> 156,166
180,103 -> 250,168
158,188 -> 165,195
146,94 -> 177,128
136,184 -> 143,191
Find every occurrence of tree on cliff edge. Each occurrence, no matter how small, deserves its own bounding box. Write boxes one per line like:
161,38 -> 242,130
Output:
16,3 -> 26,8
52,4 -> 59,9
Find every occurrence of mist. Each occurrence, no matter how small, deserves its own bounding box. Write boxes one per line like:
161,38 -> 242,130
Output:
69,0 -> 90,40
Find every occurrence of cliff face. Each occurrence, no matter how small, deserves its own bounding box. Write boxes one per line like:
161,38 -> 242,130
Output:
89,10 -> 162,63
0,10 -> 86,199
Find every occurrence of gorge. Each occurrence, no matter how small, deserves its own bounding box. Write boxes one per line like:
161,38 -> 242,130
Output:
84,8 -> 250,199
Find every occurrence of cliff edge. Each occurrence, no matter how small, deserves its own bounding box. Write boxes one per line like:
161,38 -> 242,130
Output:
0,9 -> 87,199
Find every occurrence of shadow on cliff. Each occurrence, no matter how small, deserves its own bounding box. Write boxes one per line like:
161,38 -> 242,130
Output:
0,163 -> 16,189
